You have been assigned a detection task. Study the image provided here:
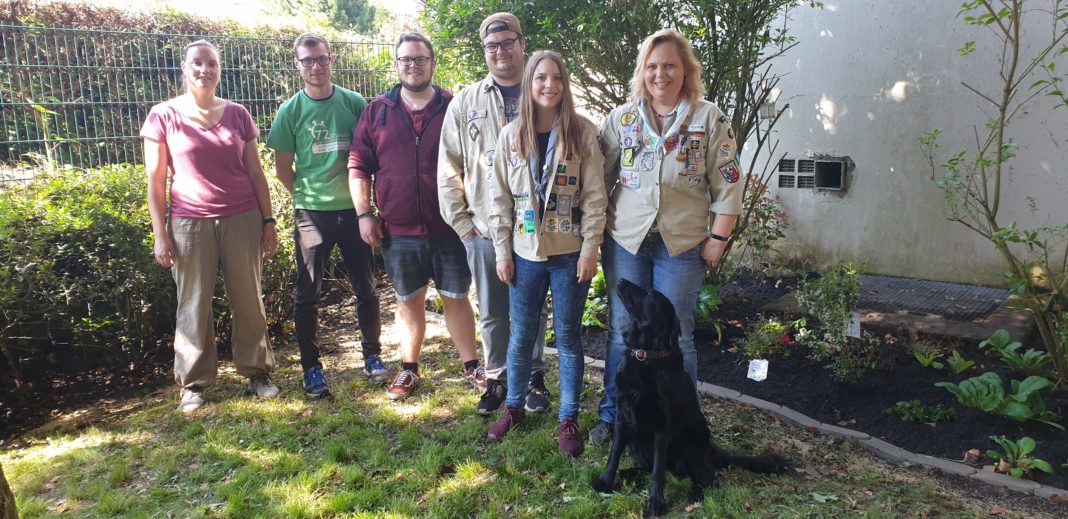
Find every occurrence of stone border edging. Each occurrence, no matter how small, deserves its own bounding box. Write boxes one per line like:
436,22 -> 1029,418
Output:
571,351 -> 1068,501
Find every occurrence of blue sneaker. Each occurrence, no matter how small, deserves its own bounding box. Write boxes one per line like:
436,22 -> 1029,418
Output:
363,354 -> 389,385
303,366 -> 331,399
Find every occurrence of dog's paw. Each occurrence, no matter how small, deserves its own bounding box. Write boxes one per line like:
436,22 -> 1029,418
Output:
645,493 -> 668,517
591,475 -> 614,493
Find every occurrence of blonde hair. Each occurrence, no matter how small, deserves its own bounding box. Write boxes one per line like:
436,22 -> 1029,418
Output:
515,50 -> 585,160
180,39 -> 220,94
629,29 -> 705,105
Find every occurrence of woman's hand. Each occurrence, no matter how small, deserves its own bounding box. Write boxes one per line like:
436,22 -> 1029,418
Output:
700,236 -> 728,267
154,234 -> 176,268
262,223 -> 278,259
577,256 -> 598,283
496,259 -> 515,286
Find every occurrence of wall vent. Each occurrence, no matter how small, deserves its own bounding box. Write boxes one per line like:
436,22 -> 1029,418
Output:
797,175 -> 816,189
778,159 -> 796,172
798,159 -> 816,173
778,175 -> 796,188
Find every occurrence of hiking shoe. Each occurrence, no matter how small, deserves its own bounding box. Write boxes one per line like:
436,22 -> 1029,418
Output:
525,370 -> 551,413
477,378 -> 507,415
557,417 -> 584,456
180,387 -> 204,413
303,366 -> 331,399
463,363 -> 488,392
488,405 -> 524,440
387,369 -> 420,400
363,354 -> 389,385
589,419 -> 613,445
249,373 -> 280,399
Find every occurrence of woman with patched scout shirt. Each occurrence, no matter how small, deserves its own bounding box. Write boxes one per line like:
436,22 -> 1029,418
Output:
589,29 -> 745,445
484,50 -> 607,456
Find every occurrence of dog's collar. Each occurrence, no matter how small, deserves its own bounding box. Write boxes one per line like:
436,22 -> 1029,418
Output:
629,349 -> 676,362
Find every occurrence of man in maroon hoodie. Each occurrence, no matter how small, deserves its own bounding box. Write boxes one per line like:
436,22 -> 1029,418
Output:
348,33 -> 484,401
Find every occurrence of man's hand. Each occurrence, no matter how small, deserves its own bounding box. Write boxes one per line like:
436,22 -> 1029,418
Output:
496,259 -> 514,286
360,215 -> 384,246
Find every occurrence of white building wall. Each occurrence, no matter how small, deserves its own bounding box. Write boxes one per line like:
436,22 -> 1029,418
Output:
751,0 -> 1067,285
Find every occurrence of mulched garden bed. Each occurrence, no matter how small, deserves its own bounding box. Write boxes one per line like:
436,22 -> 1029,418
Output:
583,269 -> 1068,490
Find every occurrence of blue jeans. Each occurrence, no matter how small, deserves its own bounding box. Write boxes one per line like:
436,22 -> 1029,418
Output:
507,253 -> 590,422
597,234 -> 706,424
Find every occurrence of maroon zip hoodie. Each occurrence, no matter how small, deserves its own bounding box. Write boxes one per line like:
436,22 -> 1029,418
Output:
348,84 -> 455,238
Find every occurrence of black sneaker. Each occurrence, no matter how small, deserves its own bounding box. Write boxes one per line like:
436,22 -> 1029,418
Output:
477,378 -> 507,415
524,370 -> 551,413
589,419 -> 613,445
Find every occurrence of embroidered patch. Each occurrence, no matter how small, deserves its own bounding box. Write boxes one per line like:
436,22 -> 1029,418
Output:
621,111 -> 638,126
689,124 -> 706,132
622,136 -> 635,148
524,209 -> 536,234
557,164 -> 566,174
560,219 -> 572,233
555,176 -> 567,186
688,175 -> 702,187
568,176 -> 577,185
547,194 -> 557,212
727,127 -> 735,139
557,194 -> 572,215
546,218 -> 557,233
639,151 -> 655,171
718,143 -> 731,158
510,141 -> 518,154
510,155 -> 520,167
621,171 -> 640,189
664,135 -> 680,151
468,123 -> 479,141
483,149 -> 495,167
642,135 -> 660,148
719,160 -> 741,183
513,192 -> 529,202
622,148 -> 636,167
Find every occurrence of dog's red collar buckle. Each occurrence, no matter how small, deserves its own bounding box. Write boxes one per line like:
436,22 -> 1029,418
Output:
631,349 -> 674,362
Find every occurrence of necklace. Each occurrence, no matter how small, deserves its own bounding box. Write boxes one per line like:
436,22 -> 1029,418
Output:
401,91 -> 429,110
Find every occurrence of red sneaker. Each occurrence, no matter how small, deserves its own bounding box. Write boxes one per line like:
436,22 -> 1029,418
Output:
463,364 -> 488,392
387,369 -> 420,400
488,405 -> 524,440
557,417 -> 583,456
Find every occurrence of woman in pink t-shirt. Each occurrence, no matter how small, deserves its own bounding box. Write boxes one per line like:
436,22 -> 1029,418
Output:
140,40 -> 279,413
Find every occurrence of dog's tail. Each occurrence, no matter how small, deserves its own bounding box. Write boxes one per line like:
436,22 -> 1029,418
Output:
707,446 -> 792,474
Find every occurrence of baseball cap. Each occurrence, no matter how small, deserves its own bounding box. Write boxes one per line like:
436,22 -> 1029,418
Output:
479,12 -> 523,40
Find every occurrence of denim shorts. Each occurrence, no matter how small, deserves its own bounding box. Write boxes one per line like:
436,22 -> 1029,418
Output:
381,234 -> 472,301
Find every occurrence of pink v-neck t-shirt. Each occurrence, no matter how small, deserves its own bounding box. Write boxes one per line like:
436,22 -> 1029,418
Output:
140,99 -> 261,219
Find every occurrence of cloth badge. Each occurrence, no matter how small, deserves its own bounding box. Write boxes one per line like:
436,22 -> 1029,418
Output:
664,135 -> 680,151
467,109 -> 486,121
557,164 -> 566,173
622,148 -> 636,167
557,194 -> 572,215
622,136 -> 635,148
719,160 -> 741,183
643,135 -> 660,148
621,111 -> 638,126
688,175 -> 703,187
512,192 -> 529,202
727,127 -> 735,139
510,141 -> 518,153
555,176 -> 567,186
573,225 -> 581,237
568,176 -> 577,185
524,209 -> 536,234
688,124 -> 706,132
571,206 -> 582,224
547,194 -> 557,212
639,151 -> 655,171
560,219 -> 572,233
621,170 -> 640,189
686,163 -> 699,174
510,155 -> 520,167
468,122 -> 479,141
718,143 -> 731,158
676,147 -> 688,162
546,218 -> 557,233
483,149 -> 495,167
691,150 -> 704,162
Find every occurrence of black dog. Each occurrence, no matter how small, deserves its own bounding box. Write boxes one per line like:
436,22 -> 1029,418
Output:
592,278 -> 790,516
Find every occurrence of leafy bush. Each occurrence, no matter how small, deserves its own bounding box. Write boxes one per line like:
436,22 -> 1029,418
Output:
0,163 -> 296,404
979,329 -> 1051,377
987,436 -> 1054,479
936,372 -> 1064,429
884,400 -> 956,424
795,262 -> 880,382
740,316 -> 801,359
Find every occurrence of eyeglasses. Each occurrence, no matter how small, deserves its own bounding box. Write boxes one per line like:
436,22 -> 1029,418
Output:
298,55 -> 331,68
482,37 -> 520,54
396,56 -> 432,67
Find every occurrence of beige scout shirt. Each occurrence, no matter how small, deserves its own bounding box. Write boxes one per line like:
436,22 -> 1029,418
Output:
488,117 -> 607,263
600,99 -> 744,256
438,74 -> 509,239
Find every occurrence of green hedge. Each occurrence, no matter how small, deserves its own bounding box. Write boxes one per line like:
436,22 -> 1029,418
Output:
0,162 -> 296,410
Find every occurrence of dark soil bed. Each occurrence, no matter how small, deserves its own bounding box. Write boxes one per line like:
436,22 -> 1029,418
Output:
583,270 -> 1068,490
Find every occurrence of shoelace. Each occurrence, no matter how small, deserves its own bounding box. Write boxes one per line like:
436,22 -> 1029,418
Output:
394,371 -> 416,386
559,419 -> 579,437
367,358 -> 385,372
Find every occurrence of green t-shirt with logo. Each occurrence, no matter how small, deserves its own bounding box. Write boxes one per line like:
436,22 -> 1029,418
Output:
267,85 -> 367,210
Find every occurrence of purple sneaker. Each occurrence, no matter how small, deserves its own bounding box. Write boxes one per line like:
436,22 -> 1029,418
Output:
557,417 -> 583,456
488,405 -> 524,440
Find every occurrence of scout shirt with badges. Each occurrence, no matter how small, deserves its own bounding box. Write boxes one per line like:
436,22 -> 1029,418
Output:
600,98 -> 744,257
488,117 -> 607,263
438,74 -> 514,239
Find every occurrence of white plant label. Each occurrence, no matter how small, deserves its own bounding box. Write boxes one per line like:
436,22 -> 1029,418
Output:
747,359 -> 769,382
846,311 -> 862,338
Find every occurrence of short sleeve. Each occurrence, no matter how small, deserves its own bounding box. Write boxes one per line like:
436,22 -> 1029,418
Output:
139,105 -> 168,143
234,103 -> 260,142
265,101 -> 295,152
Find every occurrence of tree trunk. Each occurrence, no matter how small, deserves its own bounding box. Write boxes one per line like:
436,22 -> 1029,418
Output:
0,462 -> 16,519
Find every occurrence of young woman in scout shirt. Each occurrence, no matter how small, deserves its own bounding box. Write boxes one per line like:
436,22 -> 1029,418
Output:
484,50 -> 607,456
589,29 -> 745,445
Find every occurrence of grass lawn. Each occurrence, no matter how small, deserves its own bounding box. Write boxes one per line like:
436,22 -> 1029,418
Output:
2,313 -> 1063,518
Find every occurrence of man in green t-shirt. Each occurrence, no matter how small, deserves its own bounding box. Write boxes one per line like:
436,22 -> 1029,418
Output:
266,33 -> 386,399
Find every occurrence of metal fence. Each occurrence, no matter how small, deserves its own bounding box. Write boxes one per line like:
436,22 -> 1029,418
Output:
0,24 -> 396,170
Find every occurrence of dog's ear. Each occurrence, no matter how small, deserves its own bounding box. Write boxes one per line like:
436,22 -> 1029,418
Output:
649,290 -> 681,348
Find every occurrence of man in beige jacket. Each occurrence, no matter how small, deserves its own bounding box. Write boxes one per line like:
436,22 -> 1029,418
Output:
438,12 -> 549,415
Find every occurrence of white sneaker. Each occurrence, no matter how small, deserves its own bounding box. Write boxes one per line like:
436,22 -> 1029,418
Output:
249,373 -> 280,399
180,388 -> 205,413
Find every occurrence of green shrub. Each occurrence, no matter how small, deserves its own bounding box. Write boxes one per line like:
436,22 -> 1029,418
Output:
0,163 -> 296,401
794,262 -> 880,382
740,315 -> 797,359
